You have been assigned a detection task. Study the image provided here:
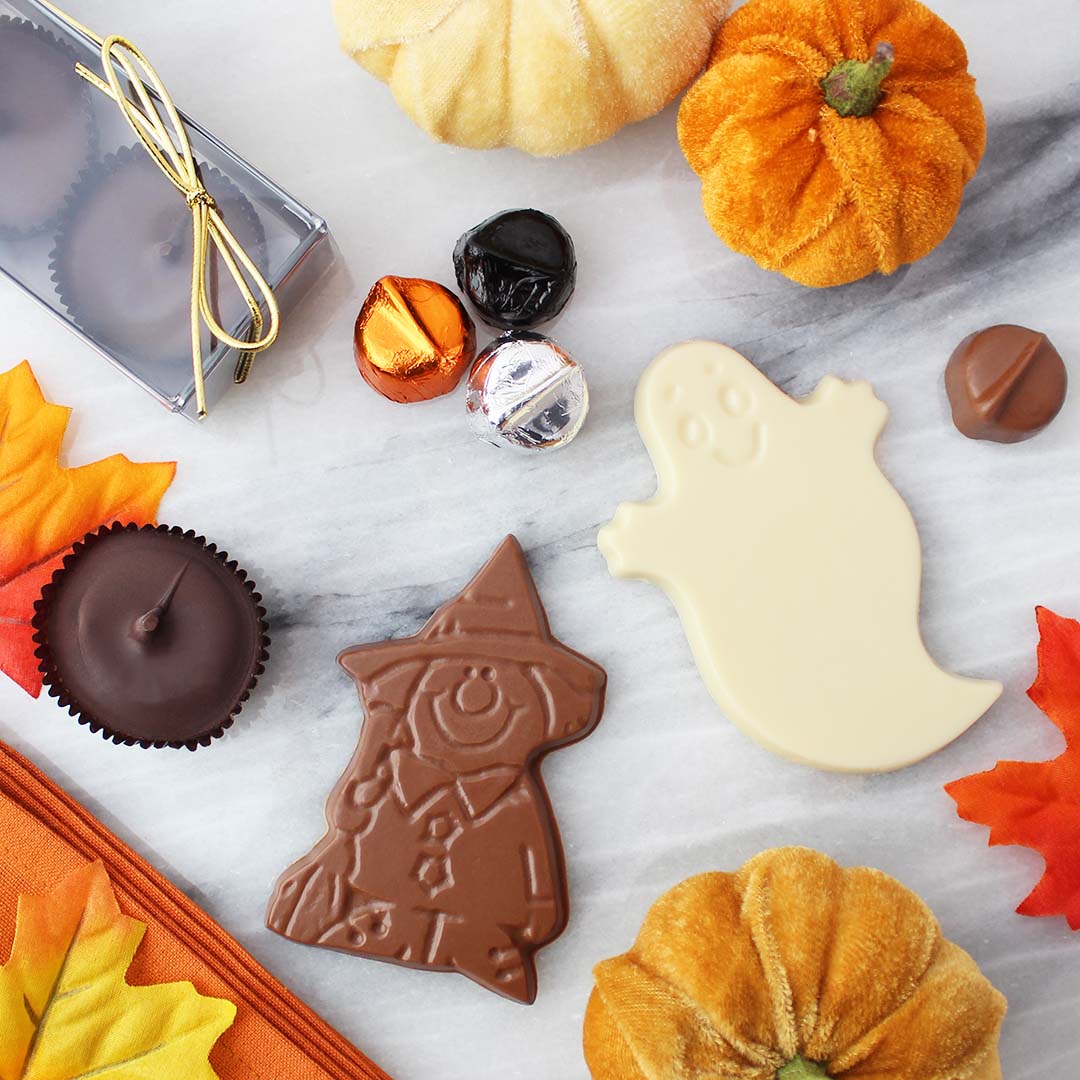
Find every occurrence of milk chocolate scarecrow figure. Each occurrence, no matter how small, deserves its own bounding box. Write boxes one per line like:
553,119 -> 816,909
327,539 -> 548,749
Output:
267,537 -> 606,1003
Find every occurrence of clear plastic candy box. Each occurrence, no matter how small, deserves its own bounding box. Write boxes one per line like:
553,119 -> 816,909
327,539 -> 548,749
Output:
0,0 -> 332,419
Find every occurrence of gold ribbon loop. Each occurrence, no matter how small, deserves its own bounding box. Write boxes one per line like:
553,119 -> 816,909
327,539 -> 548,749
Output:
40,5 -> 281,419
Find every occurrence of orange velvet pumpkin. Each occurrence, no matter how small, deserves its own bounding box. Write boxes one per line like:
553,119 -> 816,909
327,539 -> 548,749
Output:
677,0 -> 986,288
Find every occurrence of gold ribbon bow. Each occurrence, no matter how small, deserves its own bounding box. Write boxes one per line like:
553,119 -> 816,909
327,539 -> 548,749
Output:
40,2 -> 280,418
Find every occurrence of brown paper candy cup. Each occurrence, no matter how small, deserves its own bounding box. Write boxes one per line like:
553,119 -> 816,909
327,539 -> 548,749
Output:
31,523 -> 270,750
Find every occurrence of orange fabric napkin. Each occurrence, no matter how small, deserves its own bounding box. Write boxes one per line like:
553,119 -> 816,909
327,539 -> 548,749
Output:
0,740 -> 390,1080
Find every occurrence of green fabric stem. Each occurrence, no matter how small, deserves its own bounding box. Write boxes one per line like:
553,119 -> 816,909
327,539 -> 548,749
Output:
777,1057 -> 831,1080
821,41 -> 895,117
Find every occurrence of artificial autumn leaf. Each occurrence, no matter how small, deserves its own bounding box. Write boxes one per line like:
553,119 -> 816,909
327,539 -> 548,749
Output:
946,606 -> 1080,930
0,860 -> 235,1079
0,362 -> 175,697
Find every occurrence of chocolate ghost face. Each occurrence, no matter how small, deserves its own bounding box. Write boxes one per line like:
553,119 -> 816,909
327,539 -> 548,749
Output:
599,340 -> 1001,773
267,537 -> 606,1003
639,343 -> 771,475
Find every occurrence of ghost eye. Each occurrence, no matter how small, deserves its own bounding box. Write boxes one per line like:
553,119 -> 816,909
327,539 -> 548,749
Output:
721,386 -> 751,416
678,414 -> 709,449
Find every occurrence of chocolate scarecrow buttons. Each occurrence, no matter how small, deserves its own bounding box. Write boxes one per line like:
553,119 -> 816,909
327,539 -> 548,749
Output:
598,340 -> 1001,773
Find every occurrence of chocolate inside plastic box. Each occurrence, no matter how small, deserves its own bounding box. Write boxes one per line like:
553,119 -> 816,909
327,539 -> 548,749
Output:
0,0 -> 332,420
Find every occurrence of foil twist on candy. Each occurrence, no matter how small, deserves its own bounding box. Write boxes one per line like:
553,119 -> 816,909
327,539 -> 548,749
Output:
354,276 -> 476,403
466,332 -> 588,451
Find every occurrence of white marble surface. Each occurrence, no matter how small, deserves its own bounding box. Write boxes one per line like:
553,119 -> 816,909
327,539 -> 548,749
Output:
2,1 -> 1079,1076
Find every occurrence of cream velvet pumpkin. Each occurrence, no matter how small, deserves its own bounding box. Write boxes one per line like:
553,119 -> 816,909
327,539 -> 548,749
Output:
333,0 -> 729,156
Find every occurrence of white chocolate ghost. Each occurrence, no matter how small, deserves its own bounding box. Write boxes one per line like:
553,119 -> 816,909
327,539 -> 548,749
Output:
598,341 -> 1001,772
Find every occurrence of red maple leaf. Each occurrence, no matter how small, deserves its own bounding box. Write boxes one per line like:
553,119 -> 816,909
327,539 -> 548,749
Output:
946,606 -> 1080,930
0,362 -> 175,696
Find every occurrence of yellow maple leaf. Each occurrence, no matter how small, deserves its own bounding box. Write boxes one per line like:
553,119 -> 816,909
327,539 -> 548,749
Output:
0,361 -> 175,696
0,861 -> 235,1080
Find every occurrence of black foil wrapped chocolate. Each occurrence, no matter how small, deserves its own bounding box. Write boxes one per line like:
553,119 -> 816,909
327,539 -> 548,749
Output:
453,208 -> 576,330
0,16 -> 97,238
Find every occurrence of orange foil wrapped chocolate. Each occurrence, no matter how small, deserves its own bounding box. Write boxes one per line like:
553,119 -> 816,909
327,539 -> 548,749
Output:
354,276 -> 476,403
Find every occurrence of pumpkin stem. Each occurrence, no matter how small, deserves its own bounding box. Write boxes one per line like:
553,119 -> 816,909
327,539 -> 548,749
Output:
777,1058 -> 831,1080
821,42 -> 895,117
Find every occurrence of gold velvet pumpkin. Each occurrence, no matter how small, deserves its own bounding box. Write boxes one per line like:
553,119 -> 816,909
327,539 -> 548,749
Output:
585,848 -> 1006,1080
677,0 -> 986,287
333,0 -> 729,156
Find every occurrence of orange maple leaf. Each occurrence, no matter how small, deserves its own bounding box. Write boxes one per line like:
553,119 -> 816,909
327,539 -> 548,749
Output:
0,861 -> 235,1078
946,606 -> 1080,930
0,362 -> 175,697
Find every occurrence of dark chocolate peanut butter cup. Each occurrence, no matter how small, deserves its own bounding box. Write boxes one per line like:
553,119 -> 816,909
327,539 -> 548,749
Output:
32,522 -> 270,750
49,147 -> 267,389
0,16 -> 98,239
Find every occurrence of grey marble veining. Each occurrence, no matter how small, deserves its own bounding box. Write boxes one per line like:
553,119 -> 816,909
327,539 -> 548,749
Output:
1,0 -> 1079,1076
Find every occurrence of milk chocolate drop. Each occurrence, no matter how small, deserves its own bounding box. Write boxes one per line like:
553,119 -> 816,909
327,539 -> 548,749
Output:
945,325 -> 1067,443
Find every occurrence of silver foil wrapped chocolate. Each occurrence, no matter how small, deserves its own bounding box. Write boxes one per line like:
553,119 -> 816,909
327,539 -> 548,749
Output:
465,332 -> 588,451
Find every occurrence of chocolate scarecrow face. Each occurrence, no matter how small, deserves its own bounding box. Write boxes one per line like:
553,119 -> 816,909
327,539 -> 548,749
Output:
266,537 -> 606,1003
